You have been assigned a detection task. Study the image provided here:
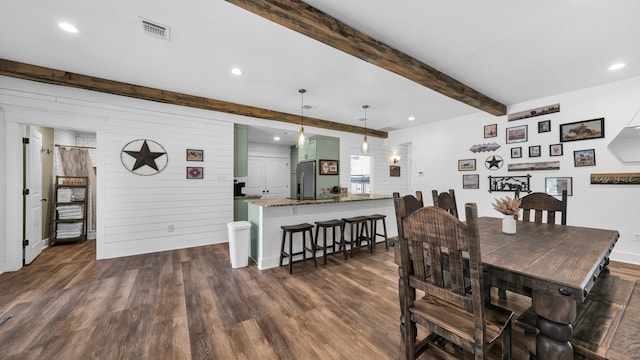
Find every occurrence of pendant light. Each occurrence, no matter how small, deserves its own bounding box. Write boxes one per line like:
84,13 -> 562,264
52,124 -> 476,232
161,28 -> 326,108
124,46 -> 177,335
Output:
361,104 -> 370,154
296,88 -> 309,149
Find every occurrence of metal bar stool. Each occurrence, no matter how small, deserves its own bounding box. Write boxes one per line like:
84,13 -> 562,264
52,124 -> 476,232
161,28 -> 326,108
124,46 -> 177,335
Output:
341,216 -> 371,257
314,219 -> 346,264
366,214 -> 388,250
279,223 -> 317,274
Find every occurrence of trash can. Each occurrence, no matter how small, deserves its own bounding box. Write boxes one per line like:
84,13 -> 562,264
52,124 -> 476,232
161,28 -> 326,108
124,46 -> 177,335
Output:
227,221 -> 251,268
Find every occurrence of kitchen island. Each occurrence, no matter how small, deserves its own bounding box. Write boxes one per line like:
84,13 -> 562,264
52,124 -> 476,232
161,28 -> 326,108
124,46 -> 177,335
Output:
247,194 -> 398,270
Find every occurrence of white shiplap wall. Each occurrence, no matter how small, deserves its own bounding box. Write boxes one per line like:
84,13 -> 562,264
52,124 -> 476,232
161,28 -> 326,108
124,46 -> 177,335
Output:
1,76 -> 234,267
100,114 -> 233,259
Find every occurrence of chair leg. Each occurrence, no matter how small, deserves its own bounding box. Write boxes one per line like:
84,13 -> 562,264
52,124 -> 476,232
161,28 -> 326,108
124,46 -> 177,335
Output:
499,288 -> 507,301
279,230 -> 286,267
309,229 -> 317,268
288,232 -> 293,274
381,218 -> 388,250
502,319 -> 512,360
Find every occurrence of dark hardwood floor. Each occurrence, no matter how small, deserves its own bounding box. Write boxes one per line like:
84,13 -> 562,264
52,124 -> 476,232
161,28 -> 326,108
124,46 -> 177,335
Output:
0,241 -> 637,359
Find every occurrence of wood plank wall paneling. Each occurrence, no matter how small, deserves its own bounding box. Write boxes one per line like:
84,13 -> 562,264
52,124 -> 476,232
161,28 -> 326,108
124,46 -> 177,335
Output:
101,113 -> 233,256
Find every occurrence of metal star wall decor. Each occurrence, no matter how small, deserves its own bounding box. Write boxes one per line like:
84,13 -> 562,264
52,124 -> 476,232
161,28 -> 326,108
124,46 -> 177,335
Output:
485,155 -> 503,170
120,139 -> 168,176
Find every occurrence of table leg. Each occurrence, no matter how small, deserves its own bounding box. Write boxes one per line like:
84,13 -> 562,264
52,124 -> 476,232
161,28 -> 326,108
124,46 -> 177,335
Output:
532,289 -> 577,360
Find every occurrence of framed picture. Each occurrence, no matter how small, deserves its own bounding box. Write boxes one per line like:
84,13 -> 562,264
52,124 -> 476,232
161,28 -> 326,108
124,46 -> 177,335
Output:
528,145 -> 541,157
550,143 -> 563,156
538,120 -> 551,133
506,124 -> 528,144
511,147 -> 522,159
508,103 -> 560,121
545,177 -> 573,196
574,149 -> 596,167
462,174 -> 479,189
186,167 -> 203,179
390,165 -> 401,177
186,149 -> 203,161
484,124 -> 497,138
319,160 -> 339,175
458,158 -> 476,171
560,118 -> 604,142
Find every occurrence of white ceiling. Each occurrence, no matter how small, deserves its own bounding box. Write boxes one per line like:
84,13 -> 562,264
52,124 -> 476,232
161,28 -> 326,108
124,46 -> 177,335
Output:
1,0 -> 639,145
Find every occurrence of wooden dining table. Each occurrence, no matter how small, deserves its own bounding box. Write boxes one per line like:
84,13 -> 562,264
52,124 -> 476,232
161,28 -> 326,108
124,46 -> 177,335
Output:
389,216 -> 619,360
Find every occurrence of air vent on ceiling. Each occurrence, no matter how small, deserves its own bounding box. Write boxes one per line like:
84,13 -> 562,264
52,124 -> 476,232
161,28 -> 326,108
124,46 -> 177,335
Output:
140,18 -> 170,41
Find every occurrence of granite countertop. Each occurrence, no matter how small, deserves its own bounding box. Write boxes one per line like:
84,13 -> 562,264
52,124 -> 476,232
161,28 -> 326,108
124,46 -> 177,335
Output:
246,194 -> 393,207
234,194 -> 262,200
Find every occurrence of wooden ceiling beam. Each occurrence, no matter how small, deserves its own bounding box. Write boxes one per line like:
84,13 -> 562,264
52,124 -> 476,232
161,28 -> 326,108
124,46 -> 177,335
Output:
0,59 -> 387,138
226,0 -> 507,117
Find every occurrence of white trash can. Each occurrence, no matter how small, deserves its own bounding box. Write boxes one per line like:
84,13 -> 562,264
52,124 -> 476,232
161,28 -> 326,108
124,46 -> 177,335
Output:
227,221 -> 251,268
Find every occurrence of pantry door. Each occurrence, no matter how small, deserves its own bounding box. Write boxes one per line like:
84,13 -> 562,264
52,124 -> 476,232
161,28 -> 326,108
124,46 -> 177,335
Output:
24,126 -> 44,265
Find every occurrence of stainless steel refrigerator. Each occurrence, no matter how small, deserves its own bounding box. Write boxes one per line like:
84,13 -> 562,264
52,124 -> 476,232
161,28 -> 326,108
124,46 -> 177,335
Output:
296,161 -> 315,200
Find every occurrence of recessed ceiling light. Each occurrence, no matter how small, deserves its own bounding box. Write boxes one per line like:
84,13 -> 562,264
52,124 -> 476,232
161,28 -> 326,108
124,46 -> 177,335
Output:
58,22 -> 78,33
231,68 -> 242,75
408,116 -> 415,121
273,136 -> 280,141
609,63 -> 625,71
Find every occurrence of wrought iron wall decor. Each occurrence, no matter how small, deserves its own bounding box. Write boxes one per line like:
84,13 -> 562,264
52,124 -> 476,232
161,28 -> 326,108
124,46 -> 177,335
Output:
488,175 -> 531,193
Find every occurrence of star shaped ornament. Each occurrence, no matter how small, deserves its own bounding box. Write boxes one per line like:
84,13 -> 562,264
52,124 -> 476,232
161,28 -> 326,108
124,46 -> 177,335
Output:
121,139 -> 168,175
485,155 -> 503,170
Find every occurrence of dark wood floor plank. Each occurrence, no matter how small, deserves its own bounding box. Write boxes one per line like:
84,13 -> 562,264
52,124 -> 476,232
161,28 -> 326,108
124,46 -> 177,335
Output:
1,240 -> 638,359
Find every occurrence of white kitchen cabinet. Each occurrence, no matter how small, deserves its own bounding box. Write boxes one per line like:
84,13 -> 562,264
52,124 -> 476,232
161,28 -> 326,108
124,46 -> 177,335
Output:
245,157 -> 289,199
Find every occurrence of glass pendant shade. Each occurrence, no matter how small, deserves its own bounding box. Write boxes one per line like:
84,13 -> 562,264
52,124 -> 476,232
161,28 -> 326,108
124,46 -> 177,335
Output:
361,104 -> 370,154
361,135 -> 369,154
296,88 -> 308,149
296,126 -> 308,149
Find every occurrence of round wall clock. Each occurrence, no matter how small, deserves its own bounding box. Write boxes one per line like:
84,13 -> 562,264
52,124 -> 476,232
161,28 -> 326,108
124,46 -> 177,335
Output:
120,139 -> 168,176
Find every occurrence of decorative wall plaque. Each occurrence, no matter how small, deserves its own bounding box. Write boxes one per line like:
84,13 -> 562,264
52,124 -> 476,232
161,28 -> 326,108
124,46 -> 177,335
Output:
120,139 -> 168,176
590,173 -> 640,185
469,142 -> 500,153
508,161 -> 560,172
488,175 -> 531,193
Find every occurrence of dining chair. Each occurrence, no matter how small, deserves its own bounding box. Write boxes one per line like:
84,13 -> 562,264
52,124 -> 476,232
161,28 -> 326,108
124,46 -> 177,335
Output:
514,189 -> 568,357
495,189 -> 569,301
398,203 -> 513,359
392,191 -> 424,240
431,189 -> 459,218
518,189 -> 568,225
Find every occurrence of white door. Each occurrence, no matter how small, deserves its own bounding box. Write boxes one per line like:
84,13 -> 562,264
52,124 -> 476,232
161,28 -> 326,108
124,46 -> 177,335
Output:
24,127 -> 44,264
265,158 -> 288,199
245,158 -> 266,196
245,157 -> 289,199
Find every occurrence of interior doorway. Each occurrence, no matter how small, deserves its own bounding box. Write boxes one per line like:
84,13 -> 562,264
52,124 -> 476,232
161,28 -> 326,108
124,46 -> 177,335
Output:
22,125 -> 97,265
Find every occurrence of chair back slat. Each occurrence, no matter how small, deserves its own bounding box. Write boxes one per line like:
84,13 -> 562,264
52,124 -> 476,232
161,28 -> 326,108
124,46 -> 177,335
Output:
518,190 -> 567,225
431,189 -> 459,219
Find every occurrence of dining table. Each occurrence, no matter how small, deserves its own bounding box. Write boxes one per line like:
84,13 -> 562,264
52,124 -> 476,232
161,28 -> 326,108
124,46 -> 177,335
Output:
389,216 -> 619,360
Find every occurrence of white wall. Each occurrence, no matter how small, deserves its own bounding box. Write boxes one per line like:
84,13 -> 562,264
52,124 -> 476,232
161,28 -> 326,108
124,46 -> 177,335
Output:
0,76 -> 234,271
389,76 -> 640,264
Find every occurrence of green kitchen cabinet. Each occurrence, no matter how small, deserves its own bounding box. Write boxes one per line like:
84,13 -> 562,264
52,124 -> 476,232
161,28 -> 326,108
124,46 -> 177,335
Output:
234,124 -> 248,177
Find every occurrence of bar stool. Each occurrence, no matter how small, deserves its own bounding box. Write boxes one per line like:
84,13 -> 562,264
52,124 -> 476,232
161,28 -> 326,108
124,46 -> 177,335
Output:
366,214 -> 388,250
279,223 -> 317,274
314,219 -> 346,264
341,216 -> 371,257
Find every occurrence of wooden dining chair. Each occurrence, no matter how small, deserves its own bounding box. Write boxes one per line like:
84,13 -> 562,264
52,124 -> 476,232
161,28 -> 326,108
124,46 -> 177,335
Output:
431,189 -> 459,218
518,189 -> 568,225
514,189 -> 568,357
398,203 -> 513,359
393,191 -> 424,240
